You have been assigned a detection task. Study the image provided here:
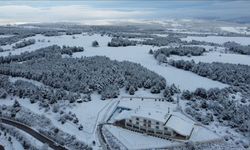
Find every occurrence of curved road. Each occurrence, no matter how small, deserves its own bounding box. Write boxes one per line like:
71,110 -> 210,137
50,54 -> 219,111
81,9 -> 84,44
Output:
0,145 -> 4,150
0,117 -> 67,150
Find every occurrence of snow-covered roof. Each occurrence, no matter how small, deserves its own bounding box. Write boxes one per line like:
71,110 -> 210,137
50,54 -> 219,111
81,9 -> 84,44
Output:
131,108 -> 170,123
114,110 -> 132,121
114,108 -> 170,123
165,115 -> 193,136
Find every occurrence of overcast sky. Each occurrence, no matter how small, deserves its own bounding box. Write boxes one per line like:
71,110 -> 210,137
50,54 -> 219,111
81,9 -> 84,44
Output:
0,0 -> 249,24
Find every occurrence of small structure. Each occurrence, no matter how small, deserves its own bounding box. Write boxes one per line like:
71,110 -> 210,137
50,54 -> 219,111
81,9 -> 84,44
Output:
114,107 -> 194,140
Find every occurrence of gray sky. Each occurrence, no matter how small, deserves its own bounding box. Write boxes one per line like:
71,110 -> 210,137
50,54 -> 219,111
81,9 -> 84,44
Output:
0,0 -> 249,24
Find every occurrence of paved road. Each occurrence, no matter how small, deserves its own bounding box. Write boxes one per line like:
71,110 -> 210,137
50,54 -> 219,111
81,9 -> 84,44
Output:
97,124 -> 110,150
0,145 -> 4,150
0,117 -> 67,150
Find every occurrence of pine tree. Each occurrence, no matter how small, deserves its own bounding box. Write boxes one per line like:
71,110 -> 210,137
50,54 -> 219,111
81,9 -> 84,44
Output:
148,49 -> 154,54
128,86 -> 135,95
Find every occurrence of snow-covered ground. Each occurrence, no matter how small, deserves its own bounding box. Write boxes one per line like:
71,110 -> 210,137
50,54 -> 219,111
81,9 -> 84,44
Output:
0,132 -> 24,150
104,125 -> 180,149
170,51 -> 250,65
190,125 -> 220,142
182,35 -> 250,45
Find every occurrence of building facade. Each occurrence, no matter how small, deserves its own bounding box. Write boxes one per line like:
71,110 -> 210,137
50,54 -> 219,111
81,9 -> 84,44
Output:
114,108 -> 194,141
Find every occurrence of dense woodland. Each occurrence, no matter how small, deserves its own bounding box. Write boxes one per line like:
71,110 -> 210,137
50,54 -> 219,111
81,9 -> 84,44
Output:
0,75 -> 85,105
0,45 -> 84,63
141,36 -> 182,46
224,41 -> 250,55
169,60 -> 250,86
154,46 -> 206,58
165,60 -> 250,139
108,37 -> 137,47
12,39 -> 36,49
0,51 -> 166,100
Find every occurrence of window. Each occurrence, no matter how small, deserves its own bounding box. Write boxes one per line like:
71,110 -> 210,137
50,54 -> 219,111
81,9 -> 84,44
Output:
164,127 -> 168,131
136,122 -> 139,125
129,119 -> 132,123
148,130 -> 154,133
156,122 -> 159,125
148,124 -> 151,128
148,120 -> 151,124
156,126 -> 159,129
164,131 -> 171,136
143,119 -> 147,122
143,123 -> 146,127
136,118 -> 139,121
127,124 -> 132,127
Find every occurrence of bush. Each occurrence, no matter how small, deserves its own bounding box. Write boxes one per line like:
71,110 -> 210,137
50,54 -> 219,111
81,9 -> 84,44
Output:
0,88 -> 7,99
92,40 -> 99,47
108,37 -> 136,47
224,41 -> 250,55
194,88 -> 207,99
154,46 -> 205,58
12,39 -> 36,49
181,90 -> 192,100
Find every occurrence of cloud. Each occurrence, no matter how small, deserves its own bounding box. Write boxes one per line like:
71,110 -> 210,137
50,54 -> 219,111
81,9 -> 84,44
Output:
0,1 -> 249,25
0,4 -> 152,24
